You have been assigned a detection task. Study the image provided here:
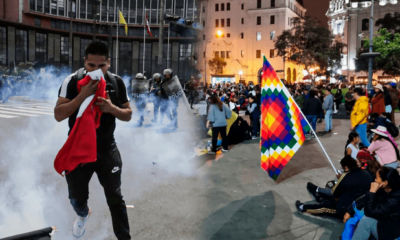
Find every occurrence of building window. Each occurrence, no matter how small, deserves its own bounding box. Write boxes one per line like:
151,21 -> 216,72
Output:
257,16 -> 261,25
37,0 -> 43,12
203,7 -> 205,13
241,50 -> 244,57
0,27 -> 6,65
34,18 -> 41,26
257,32 -> 262,41
60,36 -> 69,65
271,15 -> 275,24
270,31 -> 275,40
241,18 -> 244,24
227,51 -> 231,59
215,19 -> 219,27
227,33 -> 231,38
203,21 -> 205,27
270,49 -> 274,58
221,3 -> 225,11
362,19 -> 369,31
35,33 -> 47,63
118,42 -> 132,76
215,51 -> 219,58
241,3 -> 244,9
240,33 -> 244,39
203,52 -> 205,58
51,0 -> 57,15
257,0 -> 262,8
256,50 -> 261,58
30,0 -> 35,11
227,18 -> 230,27
215,4 -> 219,11
271,0 -> 275,7
221,19 -> 225,27
139,43 -> 152,76
203,34 -> 205,40
227,3 -> 231,10
15,30 -> 28,63
221,51 -> 225,58
80,39 -> 92,60
44,0 -> 50,13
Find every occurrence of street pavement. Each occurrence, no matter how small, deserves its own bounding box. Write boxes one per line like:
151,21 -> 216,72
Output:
0,98 -> 396,240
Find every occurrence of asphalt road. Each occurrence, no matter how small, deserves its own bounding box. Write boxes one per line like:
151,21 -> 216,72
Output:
1,98 -> 390,240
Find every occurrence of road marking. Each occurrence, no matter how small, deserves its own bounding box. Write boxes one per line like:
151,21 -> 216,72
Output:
16,106 -> 53,112
0,113 -> 17,118
0,110 -> 38,117
0,107 -> 53,115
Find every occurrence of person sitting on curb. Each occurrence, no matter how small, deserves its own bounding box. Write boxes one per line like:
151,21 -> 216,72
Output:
368,126 -> 400,169
296,156 -> 373,219
344,167 -> 400,240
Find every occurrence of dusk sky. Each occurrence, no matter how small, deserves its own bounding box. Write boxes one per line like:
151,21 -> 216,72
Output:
303,0 -> 330,27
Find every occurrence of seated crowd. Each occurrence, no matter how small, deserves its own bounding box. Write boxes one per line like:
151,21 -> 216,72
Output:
294,85 -> 400,240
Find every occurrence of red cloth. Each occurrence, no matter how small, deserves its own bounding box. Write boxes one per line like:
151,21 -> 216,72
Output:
54,75 -> 107,176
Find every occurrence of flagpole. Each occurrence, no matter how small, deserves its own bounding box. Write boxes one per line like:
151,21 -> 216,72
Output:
277,82 -> 338,174
116,6 -> 119,75
143,3 -> 146,74
167,23 -> 170,68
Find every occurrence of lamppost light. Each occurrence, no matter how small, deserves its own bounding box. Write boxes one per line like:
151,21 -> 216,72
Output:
239,70 -> 243,75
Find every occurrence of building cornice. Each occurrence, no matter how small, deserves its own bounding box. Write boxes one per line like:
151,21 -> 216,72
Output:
247,7 -> 292,15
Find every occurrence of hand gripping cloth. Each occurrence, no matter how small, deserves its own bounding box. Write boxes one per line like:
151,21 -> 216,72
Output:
54,70 -> 107,176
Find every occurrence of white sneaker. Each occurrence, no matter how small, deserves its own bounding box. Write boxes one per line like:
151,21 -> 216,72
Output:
73,208 -> 91,238
221,149 -> 228,153
252,136 -> 258,140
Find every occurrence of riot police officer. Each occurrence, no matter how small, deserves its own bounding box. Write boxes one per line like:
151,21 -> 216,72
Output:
132,73 -> 150,127
160,69 -> 182,130
150,73 -> 162,124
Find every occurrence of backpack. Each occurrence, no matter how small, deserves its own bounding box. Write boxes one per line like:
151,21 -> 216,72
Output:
76,68 -> 122,108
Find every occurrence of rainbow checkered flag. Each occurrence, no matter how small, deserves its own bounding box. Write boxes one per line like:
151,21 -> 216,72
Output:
261,56 -> 310,180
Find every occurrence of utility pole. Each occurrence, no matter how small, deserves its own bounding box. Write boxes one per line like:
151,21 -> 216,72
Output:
158,0 -> 165,69
68,0 -> 73,70
367,0 -> 374,93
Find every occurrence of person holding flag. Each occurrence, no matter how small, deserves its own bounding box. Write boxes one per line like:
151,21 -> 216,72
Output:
54,42 -> 132,239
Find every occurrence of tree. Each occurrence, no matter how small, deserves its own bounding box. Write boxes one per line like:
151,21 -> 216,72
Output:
375,13 -> 400,34
274,17 -> 342,83
358,28 -> 400,80
208,56 -> 227,75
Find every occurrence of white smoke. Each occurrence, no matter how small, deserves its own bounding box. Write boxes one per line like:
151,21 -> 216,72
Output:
0,68 -> 199,239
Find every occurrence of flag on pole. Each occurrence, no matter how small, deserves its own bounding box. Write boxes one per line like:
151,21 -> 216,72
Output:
261,56 -> 310,180
119,10 -> 128,36
145,14 -> 153,37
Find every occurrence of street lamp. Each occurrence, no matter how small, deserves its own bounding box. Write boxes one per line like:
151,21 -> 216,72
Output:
217,30 -> 223,37
239,70 -> 243,82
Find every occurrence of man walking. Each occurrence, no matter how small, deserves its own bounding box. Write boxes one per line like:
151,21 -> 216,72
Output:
351,87 -> 370,147
54,42 -> 132,239
322,88 -> 334,133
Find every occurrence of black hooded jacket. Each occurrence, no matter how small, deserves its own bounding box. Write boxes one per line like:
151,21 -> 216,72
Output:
348,188 -> 400,240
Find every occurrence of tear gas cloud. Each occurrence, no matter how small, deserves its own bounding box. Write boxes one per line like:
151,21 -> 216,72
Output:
0,65 -> 200,239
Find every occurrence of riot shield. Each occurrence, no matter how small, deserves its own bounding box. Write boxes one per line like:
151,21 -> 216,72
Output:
162,75 -> 184,100
131,79 -> 150,98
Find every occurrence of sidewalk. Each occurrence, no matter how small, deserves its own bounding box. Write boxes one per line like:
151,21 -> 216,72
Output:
125,114 -> 384,240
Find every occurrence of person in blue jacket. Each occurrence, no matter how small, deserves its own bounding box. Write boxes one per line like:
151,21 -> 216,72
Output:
247,95 -> 261,139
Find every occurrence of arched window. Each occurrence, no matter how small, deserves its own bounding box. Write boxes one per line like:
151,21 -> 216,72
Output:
362,19 -> 369,31
287,68 -> 292,83
293,69 -> 297,82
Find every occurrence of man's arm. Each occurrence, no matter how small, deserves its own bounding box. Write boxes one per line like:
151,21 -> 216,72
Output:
110,102 -> 132,122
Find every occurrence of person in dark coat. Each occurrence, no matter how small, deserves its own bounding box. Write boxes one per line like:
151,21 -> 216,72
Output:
247,95 -> 261,139
303,90 -> 322,137
345,167 -> 400,240
296,156 -> 373,219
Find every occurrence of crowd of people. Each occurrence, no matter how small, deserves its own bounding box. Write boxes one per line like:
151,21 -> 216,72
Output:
287,82 -> 400,240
